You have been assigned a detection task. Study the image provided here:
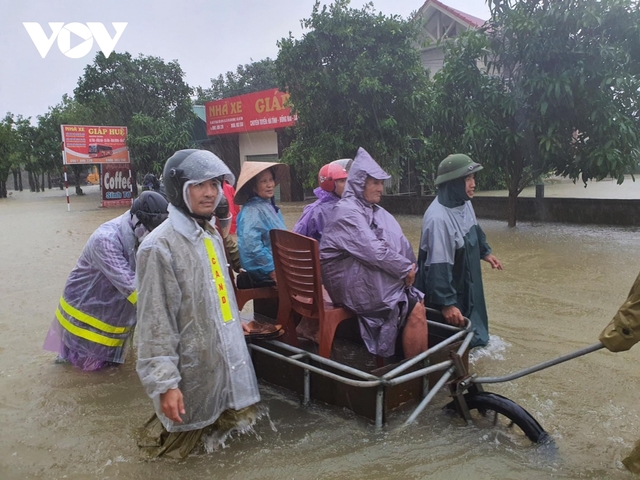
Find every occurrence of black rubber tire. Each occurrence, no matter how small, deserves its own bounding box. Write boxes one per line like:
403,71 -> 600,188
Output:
446,391 -> 550,444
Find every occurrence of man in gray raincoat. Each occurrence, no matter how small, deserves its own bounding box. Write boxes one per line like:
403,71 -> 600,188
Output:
136,149 -> 260,457
320,147 -> 428,359
416,154 -> 502,349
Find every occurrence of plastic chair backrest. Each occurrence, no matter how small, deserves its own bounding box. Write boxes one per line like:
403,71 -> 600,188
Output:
270,229 -> 327,319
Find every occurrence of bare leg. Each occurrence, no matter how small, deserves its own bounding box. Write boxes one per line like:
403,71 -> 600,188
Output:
402,301 -> 428,358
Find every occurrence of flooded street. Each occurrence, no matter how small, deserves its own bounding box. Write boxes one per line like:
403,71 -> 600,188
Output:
1,186 -> 639,479
476,174 -> 640,199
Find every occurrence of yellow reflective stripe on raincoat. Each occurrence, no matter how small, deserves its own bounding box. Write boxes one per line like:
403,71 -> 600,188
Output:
55,308 -> 124,347
203,237 -> 234,322
59,296 -> 130,334
127,290 -> 138,305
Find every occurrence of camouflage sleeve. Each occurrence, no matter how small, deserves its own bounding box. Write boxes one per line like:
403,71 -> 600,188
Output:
599,272 -> 640,352
223,232 -> 242,273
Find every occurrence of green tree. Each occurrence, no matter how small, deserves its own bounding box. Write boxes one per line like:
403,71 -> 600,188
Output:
35,96 -> 98,194
126,113 -> 193,175
194,58 -> 279,103
0,114 -> 17,198
275,0 -> 430,187
75,52 -> 194,125
14,117 -> 41,192
426,0 -> 640,226
74,52 -> 197,184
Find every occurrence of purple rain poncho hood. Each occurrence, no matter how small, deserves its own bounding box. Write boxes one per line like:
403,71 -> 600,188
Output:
319,148 -> 423,357
292,187 -> 339,241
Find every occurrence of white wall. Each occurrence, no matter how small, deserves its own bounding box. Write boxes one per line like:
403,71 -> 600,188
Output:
238,130 -> 278,165
421,48 -> 445,76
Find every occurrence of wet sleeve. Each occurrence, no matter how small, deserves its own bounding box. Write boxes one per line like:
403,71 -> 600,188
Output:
292,221 -> 306,235
306,215 -> 321,241
309,206 -> 330,242
293,203 -> 312,236
135,243 -> 182,398
329,210 -> 412,279
418,217 -> 458,306
238,208 -> 275,278
422,262 -> 457,307
477,225 -> 492,258
222,231 -> 242,273
600,272 -> 640,352
89,234 -> 137,304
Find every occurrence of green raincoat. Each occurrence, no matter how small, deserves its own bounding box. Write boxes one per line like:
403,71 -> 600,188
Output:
416,179 -> 492,348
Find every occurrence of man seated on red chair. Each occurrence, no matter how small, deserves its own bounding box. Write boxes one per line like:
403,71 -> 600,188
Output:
319,147 -> 428,359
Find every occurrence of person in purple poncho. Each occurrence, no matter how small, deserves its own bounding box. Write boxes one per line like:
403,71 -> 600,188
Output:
293,160 -> 350,241
43,191 -> 168,371
319,148 -> 428,358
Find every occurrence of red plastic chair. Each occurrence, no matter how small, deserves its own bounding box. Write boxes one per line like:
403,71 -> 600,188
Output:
270,229 -> 356,358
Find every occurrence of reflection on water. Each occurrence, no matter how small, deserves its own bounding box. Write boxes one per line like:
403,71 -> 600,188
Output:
1,190 -> 639,479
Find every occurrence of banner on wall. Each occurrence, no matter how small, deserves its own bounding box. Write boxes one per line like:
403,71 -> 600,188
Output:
61,124 -> 129,164
101,163 -> 133,207
205,88 -> 297,136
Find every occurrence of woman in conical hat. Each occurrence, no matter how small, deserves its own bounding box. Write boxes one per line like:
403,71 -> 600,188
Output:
235,161 -> 289,287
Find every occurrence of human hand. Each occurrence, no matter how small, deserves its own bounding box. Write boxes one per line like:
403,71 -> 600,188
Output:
269,271 -> 277,283
483,254 -> 503,270
442,305 -> 465,327
404,263 -> 416,287
214,195 -> 230,219
160,388 -> 185,423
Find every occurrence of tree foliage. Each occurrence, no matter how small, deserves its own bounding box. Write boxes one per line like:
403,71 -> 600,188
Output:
35,96 -> 98,194
194,58 -> 279,103
0,114 -> 17,198
0,98 -> 95,198
74,52 -> 197,178
75,52 -> 194,125
126,113 -> 194,175
425,0 -> 640,226
276,0 -> 430,187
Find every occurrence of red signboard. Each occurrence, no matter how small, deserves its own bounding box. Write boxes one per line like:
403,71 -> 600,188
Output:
101,163 -> 133,207
61,124 -> 130,164
205,88 -> 297,136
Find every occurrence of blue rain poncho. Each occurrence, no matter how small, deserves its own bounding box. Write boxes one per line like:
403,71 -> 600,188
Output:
320,148 -> 422,357
236,196 -> 286,282
416,178 -> 492,348
43,211 -> 138,370
292,187 -> 339,241
136,204 -> 260,433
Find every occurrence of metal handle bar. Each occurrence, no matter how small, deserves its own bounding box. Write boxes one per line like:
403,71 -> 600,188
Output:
473,342 -> 605,385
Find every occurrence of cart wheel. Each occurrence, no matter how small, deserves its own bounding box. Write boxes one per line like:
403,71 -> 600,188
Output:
445,391 -> 550,444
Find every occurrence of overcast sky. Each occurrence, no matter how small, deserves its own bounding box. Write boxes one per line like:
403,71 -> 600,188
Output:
0,0 -> 490,122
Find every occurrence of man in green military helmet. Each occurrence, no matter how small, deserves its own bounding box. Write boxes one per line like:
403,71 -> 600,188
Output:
415,154 -> 503,348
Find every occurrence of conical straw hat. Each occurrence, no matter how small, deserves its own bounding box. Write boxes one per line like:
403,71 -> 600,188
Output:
234,161 -> 289,205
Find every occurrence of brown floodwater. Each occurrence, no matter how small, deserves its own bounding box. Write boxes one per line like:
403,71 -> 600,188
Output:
1,186 -> 639,479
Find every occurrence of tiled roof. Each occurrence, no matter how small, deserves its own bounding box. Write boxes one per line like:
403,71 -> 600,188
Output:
417,0 -> 487,28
